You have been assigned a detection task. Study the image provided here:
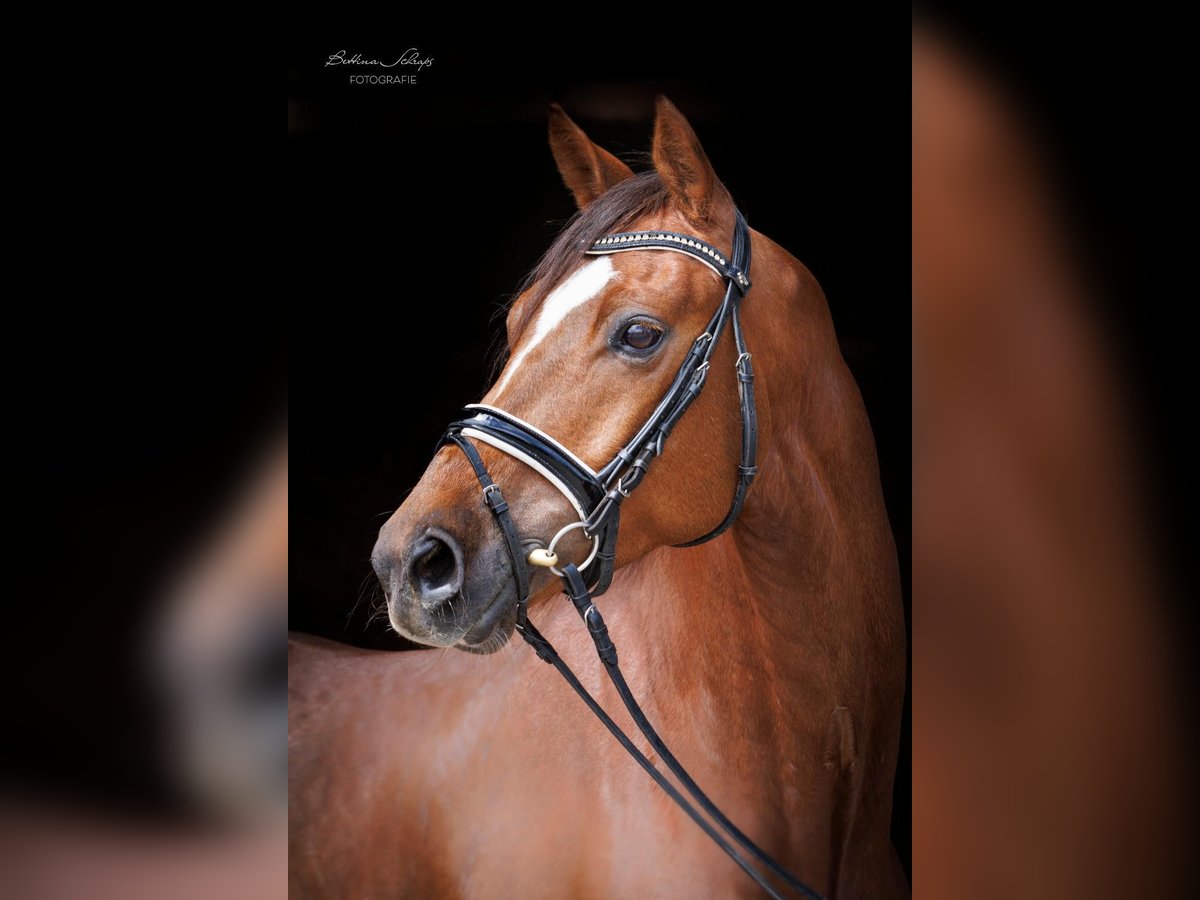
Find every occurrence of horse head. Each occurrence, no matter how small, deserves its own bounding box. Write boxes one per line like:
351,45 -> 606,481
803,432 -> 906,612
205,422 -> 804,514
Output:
372,98 -> 767,652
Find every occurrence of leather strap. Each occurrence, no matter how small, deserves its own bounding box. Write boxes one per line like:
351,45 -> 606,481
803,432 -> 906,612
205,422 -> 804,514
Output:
512,614 -> 795,900
674,211 -> 758,545
560,563 -> 823,899
443,434 -> 531,621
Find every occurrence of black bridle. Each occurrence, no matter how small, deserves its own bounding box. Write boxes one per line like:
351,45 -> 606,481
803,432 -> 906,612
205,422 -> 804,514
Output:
440,210 -> 823,900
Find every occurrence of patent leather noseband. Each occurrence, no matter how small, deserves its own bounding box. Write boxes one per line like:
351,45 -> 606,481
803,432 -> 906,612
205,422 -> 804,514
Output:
438,209 -> 822,900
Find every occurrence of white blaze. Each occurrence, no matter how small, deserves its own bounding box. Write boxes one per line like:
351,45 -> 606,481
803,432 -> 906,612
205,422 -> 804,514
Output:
492,257 -> 616,398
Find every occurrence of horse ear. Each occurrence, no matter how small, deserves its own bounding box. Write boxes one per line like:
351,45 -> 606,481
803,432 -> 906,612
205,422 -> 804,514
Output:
548,104 -> 634,209
651,95 -> 730,226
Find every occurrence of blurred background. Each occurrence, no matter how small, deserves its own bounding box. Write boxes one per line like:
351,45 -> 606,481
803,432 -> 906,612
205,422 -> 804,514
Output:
0,299 -> 287,898
912,10 -> 1194,898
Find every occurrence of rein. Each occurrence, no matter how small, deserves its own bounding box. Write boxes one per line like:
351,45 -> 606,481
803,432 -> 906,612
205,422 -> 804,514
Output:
441,210 -> 822,900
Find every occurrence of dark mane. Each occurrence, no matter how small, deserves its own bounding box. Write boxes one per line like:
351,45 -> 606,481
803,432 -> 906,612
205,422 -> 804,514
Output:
508,171 -> 672,342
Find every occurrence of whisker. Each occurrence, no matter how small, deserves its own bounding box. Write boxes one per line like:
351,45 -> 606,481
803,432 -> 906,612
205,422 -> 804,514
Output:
347,570 -> 382,626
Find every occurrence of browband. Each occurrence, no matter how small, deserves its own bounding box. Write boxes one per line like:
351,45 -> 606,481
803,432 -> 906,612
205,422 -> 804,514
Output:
586,228 -> 752,293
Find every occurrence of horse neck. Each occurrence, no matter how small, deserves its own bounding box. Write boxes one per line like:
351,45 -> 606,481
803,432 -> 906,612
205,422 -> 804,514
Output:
531,248 -> 890,738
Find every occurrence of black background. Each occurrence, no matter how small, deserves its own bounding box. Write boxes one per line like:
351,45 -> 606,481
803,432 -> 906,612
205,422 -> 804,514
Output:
288,40 -> 911,873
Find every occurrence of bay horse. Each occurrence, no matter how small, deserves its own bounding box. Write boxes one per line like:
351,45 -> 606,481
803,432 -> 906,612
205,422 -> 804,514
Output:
289,97 -> 908,898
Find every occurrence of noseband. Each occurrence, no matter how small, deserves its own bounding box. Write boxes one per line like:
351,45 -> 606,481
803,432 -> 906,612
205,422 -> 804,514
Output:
438,210 -> 822,900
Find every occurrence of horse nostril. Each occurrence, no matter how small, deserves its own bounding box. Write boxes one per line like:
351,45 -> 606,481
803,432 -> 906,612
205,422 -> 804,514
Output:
415,540 -> 454,588
408,530 -> 464,606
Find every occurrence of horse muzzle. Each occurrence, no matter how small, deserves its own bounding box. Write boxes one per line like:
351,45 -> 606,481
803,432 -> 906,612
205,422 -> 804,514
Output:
372,520 -> 518,652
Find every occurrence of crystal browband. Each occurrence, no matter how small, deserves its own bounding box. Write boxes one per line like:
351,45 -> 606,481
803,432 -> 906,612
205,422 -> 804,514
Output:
586,230 -> 752,293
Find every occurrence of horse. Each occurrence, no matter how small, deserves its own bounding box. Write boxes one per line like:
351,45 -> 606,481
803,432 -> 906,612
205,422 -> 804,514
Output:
289,97 -> 908,899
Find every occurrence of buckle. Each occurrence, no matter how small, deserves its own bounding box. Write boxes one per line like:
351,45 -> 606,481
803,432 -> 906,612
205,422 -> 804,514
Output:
482,483 -> 507,514
736,352 -> 754,383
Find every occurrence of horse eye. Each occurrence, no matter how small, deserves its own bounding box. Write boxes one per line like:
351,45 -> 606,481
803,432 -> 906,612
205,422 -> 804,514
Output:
620,322 -> 663,351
